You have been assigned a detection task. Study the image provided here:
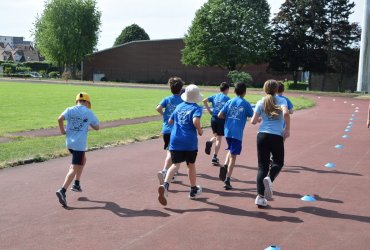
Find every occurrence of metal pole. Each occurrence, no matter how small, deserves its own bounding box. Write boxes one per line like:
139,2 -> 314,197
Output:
357,0 -> 370,92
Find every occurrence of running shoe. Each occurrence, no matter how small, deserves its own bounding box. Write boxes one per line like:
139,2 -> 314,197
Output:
71,184 -> 82,192
158,185 -> 168,206
211,157 -> 219,166
219,164 -> 228,181
56,189 -> 67,207
189,185 -> 202,199
224,179 -> 232,190
255,195 -> 268,208
263,176 -> 273,200
205,141 -> 213,155
157,170 -> 166,185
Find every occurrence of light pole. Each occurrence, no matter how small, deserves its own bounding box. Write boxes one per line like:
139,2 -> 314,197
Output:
357,0 -> 370,93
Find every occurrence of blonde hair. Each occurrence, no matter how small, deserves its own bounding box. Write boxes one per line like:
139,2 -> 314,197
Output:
263,80 -> 281,118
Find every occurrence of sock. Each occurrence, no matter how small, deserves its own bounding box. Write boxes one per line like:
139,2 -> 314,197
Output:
225,177 -> 231,182
164,182 -> 170,190
213,154 -> 217,158
61,187 -> 66,193
191,186 -> 197,190
74,180 -> 80,186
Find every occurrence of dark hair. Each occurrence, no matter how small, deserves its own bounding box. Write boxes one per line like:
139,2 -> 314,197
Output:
220,82 -> 230,92
277,81 -> 285,93
168,77 -> 184,94
234,82 -> 247,96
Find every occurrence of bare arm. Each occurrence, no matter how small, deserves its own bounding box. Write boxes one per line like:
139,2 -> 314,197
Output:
168,118 -> 174,126
218,111 -> 225,119
250,112 -> 260,125
58,115 -> 66,135
193,117 -> 203,136
283,106 -> 290,139
289,109 -> 294,115
156,105 -> 164,116
91,124 -> 100,130
202,98 -> 212,115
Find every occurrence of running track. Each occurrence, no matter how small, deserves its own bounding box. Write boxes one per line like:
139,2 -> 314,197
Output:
0,95 -> 369,250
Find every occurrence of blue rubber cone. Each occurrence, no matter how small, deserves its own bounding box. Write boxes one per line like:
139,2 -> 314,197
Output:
342,135 -> 350,139
325,163 -> 336,168
335,144 -> 344,149
348,122 -> 354,125
301,195 -> 316,202
346,126 -> 352,129
344,129 -> 352,132
265,246 -> 282,250
349,118 -> 355,121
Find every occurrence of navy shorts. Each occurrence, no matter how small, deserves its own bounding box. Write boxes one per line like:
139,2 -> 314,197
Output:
163,133 -> 171,150
68,149 -> 85,165
170,150 -> 198,165
211,116 -> 225,136
226,138 -> 242,155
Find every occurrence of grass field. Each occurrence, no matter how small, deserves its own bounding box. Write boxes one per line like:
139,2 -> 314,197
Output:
0,81 -> 314,168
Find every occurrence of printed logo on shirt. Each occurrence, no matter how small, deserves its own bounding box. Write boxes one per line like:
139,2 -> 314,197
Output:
70,116 -> 88,131
228,106 -> 245,120
167,102 -> 176,114
215,101 -> 226,112
178,110 -> 191,125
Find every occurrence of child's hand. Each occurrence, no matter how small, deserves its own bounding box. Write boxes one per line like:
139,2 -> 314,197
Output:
60,129 -> 66,135
258,117 -> 262,123
198,128 -> 203,136
283,129 -> 290,140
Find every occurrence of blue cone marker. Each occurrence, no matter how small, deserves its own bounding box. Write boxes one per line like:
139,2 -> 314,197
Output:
346,126 -> 352,129
349,118 -> 355,121
335,144 -> 344,149
352,114 -> 356,117
348,122 -> 354,125
301,195 -> 316,202
325,163 -> 336,168
344,129 -> 351,132
265,246 -> 282,250
342,135 -> 350,139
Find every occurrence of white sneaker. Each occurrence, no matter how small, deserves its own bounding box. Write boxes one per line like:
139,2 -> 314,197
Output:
263,176 -> 273,200
157,170 -> 166,185
158,185 -> 168,206
189,185 -> 202,199
255,195 -> 268,207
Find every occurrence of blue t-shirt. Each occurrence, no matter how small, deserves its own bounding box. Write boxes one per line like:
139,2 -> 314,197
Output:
220,96 -> 254,141
159,95 -> 183,134
169,102 -> 203,151
278,95 -> 294,111
255,96 -> 288,136
61,105 -> 99,151
207,93 -> 230,117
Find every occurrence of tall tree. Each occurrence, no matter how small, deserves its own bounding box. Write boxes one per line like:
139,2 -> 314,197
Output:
34,0 -> 101,77
113,24 -> 150,46
182,0 -> 271,71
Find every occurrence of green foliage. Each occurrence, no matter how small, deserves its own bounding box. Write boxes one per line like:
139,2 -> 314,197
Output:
182,0 -> 271,71
34,0 -> 101,76
227,70 -> 253,84
283,81 -> 308,90
48,71 -> 60,78
62,71 -> 72,81
16,66 -> 31,73
4,68 -> 14,75
113,24 -> 150,46
21,62 -> 51,72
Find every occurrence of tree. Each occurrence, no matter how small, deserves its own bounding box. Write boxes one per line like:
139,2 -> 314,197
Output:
182,0 -> 271,71
34,0 -> 101,77
113,24 -> 150,46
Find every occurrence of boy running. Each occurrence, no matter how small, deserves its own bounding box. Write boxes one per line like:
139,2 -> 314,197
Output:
156,77 -> 184,184
203,82 -> 230,165
56,92 -> 99,207
218,82 -> 254,190
158,84 -> 203,206
277,82 -> 294,115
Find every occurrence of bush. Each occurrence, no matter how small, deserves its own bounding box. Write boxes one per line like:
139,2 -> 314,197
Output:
21,62 -> 51,72
48,71 -> 60,78
16,66 -> 31,73
283,80 -> 308,90
62,71 -> 71,81
228,70 -> 253,84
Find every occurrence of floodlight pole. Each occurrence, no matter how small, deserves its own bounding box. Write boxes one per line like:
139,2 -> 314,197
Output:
357,0 -> 370,93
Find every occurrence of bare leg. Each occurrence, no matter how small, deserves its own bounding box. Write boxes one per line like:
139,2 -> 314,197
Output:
224,151 -> 231,166
62,165 -> 82,189
162,151 -> 172,171
187,163 -> 196,187
164,163 -> 180,183
226,154 -> 237,178
214,136 -> 222,156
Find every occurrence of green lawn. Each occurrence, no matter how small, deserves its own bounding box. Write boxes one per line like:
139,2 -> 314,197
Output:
0,81 -> 314,168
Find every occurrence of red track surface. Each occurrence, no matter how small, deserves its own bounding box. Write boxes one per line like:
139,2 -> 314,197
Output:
0,95 -> 369,250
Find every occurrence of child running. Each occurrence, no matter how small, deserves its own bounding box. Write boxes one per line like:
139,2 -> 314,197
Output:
158,84 -> 203,206
56,92 -> 99,207
277,81 -> 294,115
156,77 -> 184,184
251,80 -> 290,207
203,82 -> 230,165
218,82 -> 254,190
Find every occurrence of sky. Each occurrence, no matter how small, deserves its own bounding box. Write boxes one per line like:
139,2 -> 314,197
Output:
1,0 -> 365,51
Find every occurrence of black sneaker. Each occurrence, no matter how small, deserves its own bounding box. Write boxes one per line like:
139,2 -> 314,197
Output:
219,164 -> 228,181
56,189 -> 67,207
211,157 -> 219,166
224,180 -> 232,190
189,185 -> 202,199
205,141 -> 212,155
71,184 -> 82,192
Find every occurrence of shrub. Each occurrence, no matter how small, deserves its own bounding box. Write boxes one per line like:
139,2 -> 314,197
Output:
228,70 -> 253,84
283,80 -> 308,90
62,71 -> 72,81
16,66 -> 31,73
48,71 -> 60,78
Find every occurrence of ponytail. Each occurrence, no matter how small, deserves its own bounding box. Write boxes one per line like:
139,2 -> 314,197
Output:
263,80 -> 281,118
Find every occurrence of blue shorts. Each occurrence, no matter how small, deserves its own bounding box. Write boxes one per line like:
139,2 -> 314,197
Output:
225,138 -> 242,155
211,116 -> 225,136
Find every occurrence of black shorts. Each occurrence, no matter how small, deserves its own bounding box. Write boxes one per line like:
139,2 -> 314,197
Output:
170,150 -> 198,165
211,116 -> 225,136
163,133 -> 171,150
68,149 -> 85,165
